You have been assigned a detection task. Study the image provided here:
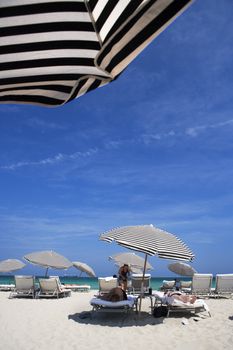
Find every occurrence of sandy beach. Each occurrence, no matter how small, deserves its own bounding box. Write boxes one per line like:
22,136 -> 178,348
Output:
0,291 -> 233,350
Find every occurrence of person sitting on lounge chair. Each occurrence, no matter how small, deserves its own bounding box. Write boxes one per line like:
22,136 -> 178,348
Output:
99,287 -> 128,302
165,291 -> 197,304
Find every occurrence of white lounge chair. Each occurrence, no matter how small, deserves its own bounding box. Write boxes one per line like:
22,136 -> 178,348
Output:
153,291 -> 211,318
214,274 -> 233,298
90,295 -> 138,314
37,278 -> 71,298
130,274 -> 151,294
0,284 -> 15,291
160,280 -> 176,291
98,277 -> 118,295
190,273 -> 213,297
63,284 -> 91,292
9,275 -> 36,298
180,280 -> 192,291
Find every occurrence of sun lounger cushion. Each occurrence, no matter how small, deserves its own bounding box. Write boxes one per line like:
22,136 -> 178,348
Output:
90,295 -> 136,308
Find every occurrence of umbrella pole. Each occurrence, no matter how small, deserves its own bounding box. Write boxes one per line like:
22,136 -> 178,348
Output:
138,253 -> 148,315
45,267 -> 49,277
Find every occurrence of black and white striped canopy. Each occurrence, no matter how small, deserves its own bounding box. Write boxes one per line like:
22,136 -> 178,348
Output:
100,224 -> 195,261
0,0 -> 193,107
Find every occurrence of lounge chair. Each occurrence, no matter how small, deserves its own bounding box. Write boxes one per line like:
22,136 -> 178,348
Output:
160,280 -> 176,291
180,280 -> 192,292
9,275 -> 36,298
0,284 -> 15,291
37,278 -> 71,298
98,277 -> 118,295
190,273 -> 213,297
214,274 -> 233,298
130,274 -> 151,294
63,284 -> 91,292
153,291 -> 211,318
90,295 -> 138,314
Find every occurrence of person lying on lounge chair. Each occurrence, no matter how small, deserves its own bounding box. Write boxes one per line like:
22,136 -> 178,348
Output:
99,287 -> 128,302
164,291 -> 197,304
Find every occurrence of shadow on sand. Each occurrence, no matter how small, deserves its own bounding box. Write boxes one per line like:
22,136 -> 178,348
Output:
68,310 -> 164,327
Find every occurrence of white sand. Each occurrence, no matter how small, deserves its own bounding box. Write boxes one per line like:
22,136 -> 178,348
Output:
0,290 -> 233,350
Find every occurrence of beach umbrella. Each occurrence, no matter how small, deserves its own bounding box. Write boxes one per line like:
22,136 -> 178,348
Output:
109,252 -> 153,271
24,250 -> 72,276
0,0 -> 193,107
0,259 -> 26,273
168,262 -> 197,276
100,224 -> 195,313
72,261 -> 96,277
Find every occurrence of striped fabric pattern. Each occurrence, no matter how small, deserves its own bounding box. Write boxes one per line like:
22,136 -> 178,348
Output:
100,225 -> 195,261
0,0 -> 193,107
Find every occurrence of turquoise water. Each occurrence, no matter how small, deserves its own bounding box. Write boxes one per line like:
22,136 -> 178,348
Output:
0,275 -> 216,290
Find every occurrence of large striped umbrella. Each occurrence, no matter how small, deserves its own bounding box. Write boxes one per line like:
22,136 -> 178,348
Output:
0,0 -> 193,107
100,224 -> 194,313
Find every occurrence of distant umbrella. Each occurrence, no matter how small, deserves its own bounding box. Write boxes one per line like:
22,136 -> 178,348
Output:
24,250 -> 72,276
109,252 -> 153,271
72,261 -> 96,277
168,262 -> 197,276
0,259 -> 26,273
0,0 -> 193,107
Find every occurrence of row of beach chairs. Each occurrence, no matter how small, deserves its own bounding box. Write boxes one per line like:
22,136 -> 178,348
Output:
8,276 -> 72,299
162,273 -> 233,298
92,274 -> 211,316
92,273 -> 233,317
99,273 -> 233,298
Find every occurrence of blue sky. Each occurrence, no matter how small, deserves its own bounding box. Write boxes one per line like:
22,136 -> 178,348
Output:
0,0 -> 233,277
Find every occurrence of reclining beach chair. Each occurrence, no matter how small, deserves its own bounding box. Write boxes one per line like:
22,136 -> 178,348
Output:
0,284 -> 15,291
153,291 -> 211,318
9,275 -> 36,298
180,280 -> 192,292
214,274 -> 233,298
98,277 -> 118,295
160,280 -> 176,292
190,273 -> 213,297
50,276 -> 91,292
130,274 -> 151,294
90,295 -> 138,314
37,277 -> 71,298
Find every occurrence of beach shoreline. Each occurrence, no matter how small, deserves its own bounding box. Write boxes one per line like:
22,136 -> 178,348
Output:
1,290 -> 233,350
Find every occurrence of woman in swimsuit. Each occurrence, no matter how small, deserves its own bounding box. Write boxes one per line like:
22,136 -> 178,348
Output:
165,291 -> 197,304
118,264 -> 130,291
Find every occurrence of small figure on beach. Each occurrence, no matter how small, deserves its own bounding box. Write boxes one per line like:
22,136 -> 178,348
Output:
165,291 -> 197,304
118,264 -> 130,291
174,278 -> 181,291
100,287 -> 128,302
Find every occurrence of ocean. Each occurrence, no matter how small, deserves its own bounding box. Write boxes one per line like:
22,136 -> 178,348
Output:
0,275 -> 216,290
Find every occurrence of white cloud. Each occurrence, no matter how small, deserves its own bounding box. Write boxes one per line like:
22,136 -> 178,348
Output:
0,148 -> 98,170
185,119 -> 233,137
25,117 -> 67,130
